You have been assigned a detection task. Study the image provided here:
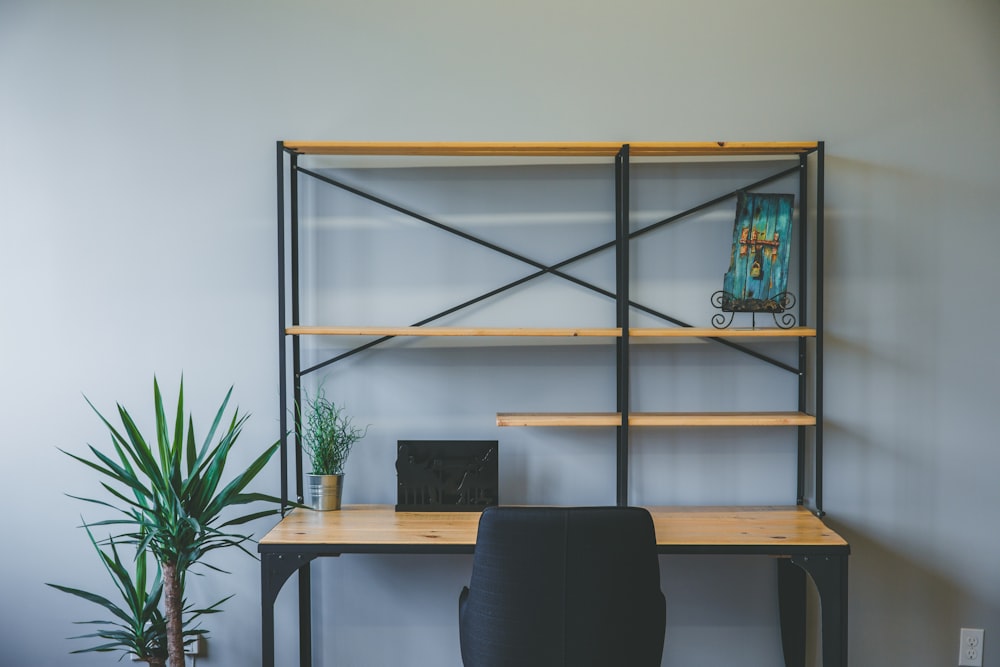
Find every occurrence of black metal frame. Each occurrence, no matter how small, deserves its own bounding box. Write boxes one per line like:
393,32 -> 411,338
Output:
270,141 -> 829,667
277,141 -> 824,511
615,146 -> 631,506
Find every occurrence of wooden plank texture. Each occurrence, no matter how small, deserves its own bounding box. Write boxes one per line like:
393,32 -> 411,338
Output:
646,505 -> 847,549
629,327 -> 816,338
496,412 -> 815,427
287,326 -> 621,337
630,142 -> 817,156
287,326 -> 814,338
282,141 -> 625,157
260,505 -> 483,547
628,412 -> 816,427
496,412 -> 623,427
282,141 -> 819,158
259,504 -> 847,550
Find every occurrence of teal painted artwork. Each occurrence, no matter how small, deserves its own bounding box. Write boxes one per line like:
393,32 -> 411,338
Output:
713,192 -> 795,328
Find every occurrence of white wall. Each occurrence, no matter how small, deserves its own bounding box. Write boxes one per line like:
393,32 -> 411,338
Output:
1,2 -> 998,666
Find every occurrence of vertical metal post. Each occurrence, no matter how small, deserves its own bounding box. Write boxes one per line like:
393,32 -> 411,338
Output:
777,558 -> 807,667
815,142 -> 825,516
791,552 -> 847,666
298,566 -> 312,667
616,145 -> 630,507
289,154 -> 304,506
277,142 -> 289,515
287,150 -> 312,667
796,153 -> 809,506
268,142 -> 287,667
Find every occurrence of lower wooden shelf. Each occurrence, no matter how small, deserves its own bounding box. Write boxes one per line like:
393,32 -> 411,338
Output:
496,411 -> 816,427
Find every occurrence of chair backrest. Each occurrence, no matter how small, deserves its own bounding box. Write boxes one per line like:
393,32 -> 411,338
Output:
459,506 -> 665,667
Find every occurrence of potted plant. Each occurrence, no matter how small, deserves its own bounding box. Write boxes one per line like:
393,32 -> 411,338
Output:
299,388 -> 368,511
47,525 -> 223,666
60,377 -> 282,667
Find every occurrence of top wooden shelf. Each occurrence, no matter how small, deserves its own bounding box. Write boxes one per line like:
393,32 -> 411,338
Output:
630,327 -> 816,338
281,141 -> 820,158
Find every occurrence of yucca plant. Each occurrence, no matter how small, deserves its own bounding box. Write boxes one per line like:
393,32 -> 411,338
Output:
48,525 -> 169,665
47,524 -> 223,665
61,378 -> 282,667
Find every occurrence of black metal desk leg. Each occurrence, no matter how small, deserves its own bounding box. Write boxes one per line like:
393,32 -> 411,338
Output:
790,554 -> 849,667
777,558 -> 806,667
261,553 -> 317,667
298,561 -> 312,667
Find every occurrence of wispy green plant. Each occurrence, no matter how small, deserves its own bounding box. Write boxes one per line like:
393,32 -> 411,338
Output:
299,388 -> 368,475
60,377 -> 282,667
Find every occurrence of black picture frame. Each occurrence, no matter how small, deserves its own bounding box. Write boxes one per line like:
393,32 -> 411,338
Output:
395,440 -> 499,512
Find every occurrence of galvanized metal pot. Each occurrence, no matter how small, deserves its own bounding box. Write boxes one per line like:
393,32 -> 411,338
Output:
307,473 -> 344,511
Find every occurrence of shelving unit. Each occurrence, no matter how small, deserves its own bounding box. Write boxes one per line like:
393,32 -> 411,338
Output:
276,139 -> 825,513
265,140 -> 845,667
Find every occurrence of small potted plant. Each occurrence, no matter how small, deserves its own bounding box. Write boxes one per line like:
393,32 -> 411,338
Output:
300,388 -> 368,511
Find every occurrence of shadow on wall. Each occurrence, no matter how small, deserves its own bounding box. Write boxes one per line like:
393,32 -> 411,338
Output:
821,152 -> 1000,666
825,518 -> 999,667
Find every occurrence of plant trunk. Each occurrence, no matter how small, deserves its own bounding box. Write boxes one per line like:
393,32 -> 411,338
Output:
162,560 -> 186,667
144,658 -> 167,667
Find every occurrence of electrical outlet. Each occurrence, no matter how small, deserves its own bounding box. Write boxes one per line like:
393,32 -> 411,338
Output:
959,628 -> 984,667
185,635 -> 207,657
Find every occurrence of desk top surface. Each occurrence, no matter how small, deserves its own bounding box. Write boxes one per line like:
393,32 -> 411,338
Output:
259,504 -> 849,556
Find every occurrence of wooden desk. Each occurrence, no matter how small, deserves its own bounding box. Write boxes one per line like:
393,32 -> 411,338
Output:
259,505 -> 849,667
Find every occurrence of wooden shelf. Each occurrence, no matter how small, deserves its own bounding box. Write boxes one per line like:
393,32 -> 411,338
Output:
286,326 -> 621,337
496,411 -> 815,428
629,142 -> 818,157
497,413 -> 624,427
282,141 -> 819,158
286,325 -> 814,338
630,327 -> 816,338
283,141 -> 624,157
630,412 -> 816,427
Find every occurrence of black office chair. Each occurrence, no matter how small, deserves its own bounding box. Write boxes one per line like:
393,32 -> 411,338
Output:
459,505 -> 666,667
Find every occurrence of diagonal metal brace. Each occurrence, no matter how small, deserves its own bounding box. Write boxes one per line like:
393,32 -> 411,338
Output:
261,552 -> 317,608
296,162 -> 802,377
